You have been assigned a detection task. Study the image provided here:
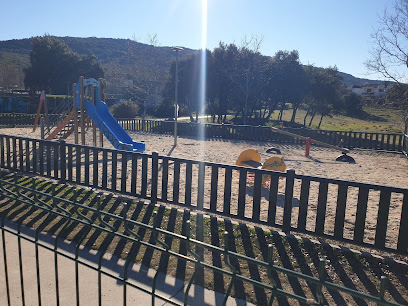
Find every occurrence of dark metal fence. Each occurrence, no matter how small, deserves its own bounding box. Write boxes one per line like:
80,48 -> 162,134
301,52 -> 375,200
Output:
0,172 -> 402,305
117,119 -> 405,152
0,134 -> 407,255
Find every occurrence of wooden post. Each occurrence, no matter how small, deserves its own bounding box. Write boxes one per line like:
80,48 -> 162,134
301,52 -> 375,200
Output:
282,169 -> 295,233
40,117 -> 45,140
98,78 -> 103,147
80,77 -> 85,145
151,151 -> 159,204
305,137 -> 311,157
59,140 -> 66,183
43,96 -> 49,133
33,91 -> 45,132
73,83 -> 78,144
92,85 -> 97,147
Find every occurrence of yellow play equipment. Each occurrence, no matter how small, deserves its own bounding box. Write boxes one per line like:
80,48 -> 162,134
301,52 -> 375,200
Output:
236,149 -> 286,184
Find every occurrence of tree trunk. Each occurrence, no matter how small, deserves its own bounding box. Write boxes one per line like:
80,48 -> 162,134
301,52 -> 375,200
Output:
244,97 -> 248,125
278,109 -> 284,121
308,111 -> 316,127
187,97 -> 194,122
317,114 -> 324,129
266,102 -> 277,120
303,110 -> 309,126
290,107 -> 298,122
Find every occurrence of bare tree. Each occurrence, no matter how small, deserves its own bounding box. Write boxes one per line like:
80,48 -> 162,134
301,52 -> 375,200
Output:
146,33 -> 160,47
366,0 -> 408,83
366,0 -> 408,124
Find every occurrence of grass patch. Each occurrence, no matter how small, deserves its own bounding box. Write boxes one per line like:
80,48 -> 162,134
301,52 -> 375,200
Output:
266,107 -> 405,133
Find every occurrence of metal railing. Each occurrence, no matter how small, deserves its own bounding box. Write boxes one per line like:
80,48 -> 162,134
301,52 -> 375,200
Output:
0,172 -> 402,305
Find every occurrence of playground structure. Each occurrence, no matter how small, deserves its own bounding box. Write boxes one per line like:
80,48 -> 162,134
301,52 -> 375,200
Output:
236,149 -> 286,184
33,77 -> 145,152
270,126 -> 355,163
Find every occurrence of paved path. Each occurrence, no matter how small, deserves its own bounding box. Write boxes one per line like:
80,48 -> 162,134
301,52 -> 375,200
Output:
0,220 -> 254,306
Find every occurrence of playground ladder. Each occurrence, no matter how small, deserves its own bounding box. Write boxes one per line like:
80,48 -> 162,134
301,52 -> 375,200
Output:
45,110 -> 88,141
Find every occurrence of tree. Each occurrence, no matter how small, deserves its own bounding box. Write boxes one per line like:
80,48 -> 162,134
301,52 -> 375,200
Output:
146,33 -> 160,47
341,93 -> 364,117
160,50 -> 212,121
366,0 -> 408,124
211,46 -> 235,123
267,50 -> 307,122
0,52 -> 28,89
211,36 -> 269,124
386,83 -> 408,122
366,0 -> 408,83
303,66 -> 343,128
124,37 -> 164,123
24,35 -> 104,93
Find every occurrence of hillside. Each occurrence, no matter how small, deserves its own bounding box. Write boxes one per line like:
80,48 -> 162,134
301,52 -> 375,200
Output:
0,37 -> 196,93
0,36 -> 388,91
337,71 -> 388,86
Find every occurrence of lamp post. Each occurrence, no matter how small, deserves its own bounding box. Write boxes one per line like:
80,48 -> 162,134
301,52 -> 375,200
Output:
172,46 -> 184,146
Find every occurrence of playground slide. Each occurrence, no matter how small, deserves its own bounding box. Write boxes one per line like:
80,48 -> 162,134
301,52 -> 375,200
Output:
84,100 -> 145,152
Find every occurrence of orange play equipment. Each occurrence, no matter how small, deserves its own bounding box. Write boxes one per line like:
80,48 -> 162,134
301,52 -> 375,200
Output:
270,126 -> 355,163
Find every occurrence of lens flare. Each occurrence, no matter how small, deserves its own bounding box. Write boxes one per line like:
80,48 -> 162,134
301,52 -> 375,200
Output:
198,0 -> 207,157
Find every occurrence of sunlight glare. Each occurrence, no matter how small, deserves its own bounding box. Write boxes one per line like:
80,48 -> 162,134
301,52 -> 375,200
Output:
198,0 -> 208,157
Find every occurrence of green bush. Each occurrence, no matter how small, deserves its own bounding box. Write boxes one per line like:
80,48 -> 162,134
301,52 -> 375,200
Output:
110,100 -> 139,118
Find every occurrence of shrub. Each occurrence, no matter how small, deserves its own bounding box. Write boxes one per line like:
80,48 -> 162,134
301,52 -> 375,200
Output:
110,100 -> 139,118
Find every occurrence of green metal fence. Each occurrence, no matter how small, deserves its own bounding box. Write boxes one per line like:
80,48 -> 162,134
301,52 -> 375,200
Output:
0,172 -> 402,305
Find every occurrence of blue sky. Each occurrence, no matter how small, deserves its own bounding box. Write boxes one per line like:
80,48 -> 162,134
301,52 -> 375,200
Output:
0,0 -> 394,80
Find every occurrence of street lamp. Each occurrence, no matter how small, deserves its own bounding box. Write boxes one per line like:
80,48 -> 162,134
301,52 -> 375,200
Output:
172,46 -> 184,146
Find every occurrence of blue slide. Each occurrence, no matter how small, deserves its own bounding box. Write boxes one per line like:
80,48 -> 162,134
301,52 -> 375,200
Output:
84,100 -> 145,152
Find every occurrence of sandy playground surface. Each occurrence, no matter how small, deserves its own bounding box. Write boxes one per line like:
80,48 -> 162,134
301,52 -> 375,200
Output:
1,127 -> 408,250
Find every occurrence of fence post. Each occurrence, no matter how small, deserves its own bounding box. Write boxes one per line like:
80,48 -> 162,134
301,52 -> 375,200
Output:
41,117 -> 45,140
151,151 -> 159,204
12,112 -> 16,127
59,140 -> 66,183
282,169 -> 295,233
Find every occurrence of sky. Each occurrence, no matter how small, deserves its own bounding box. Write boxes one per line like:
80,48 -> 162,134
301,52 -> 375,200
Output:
0,0 -> 395,80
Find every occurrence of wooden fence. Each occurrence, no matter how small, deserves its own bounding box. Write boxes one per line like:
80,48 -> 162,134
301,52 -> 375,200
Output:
0,134 -> 407,255
0,114 -> 404,152
118,119 -> 405,152
0,113 -> 36,127
0,113 -> 63,128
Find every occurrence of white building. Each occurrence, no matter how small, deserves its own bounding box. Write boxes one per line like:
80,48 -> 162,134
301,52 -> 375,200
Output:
348,83 -> 394,98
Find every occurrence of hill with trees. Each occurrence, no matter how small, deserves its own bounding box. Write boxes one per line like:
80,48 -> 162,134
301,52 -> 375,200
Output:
0,36 -> 402,129
0,36 -> 387,92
